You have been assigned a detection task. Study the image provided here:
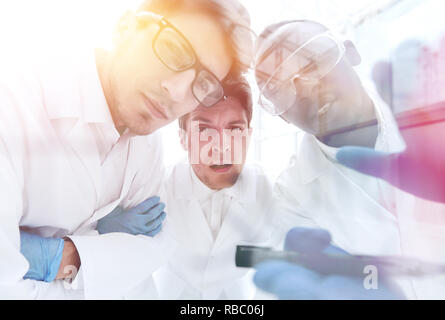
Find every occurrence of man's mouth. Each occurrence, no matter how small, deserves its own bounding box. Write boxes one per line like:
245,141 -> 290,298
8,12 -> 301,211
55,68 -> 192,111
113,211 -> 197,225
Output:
141,93 -> 169,120
209,164 -> 233,173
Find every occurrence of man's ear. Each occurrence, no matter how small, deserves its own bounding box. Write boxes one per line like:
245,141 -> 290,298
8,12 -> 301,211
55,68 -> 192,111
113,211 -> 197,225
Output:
179,128 -> 188,151
246,127 -> 253,145
344,40 -> 361,67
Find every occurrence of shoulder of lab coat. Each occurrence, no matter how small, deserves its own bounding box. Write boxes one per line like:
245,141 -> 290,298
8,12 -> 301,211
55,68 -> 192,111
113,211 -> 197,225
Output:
274,79 -> 406,203
165,159 -> 274,212
0,133 -> 85,299
155,160 -> 276,299
67,130 -> 172,299
0,51 -> 171,299
272,81 -> 406,254
120,130 -> 167,207
0,72 -> 83,299
163,158 -> 276,243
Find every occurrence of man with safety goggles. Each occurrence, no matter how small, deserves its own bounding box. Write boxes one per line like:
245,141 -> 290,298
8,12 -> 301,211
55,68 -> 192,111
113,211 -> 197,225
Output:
253,20 -> 412,299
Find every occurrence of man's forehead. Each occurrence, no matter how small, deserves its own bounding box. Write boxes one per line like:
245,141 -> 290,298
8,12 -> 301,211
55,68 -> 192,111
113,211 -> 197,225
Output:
256,21 -> 327,62
190,98 -> 247,122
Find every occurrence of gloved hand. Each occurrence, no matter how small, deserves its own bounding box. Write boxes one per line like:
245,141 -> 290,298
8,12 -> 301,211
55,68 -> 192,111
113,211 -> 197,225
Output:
20,231 -> 65,282
97,196 -> 166,237
253,227 -> 403,300
336,121 -> 445,203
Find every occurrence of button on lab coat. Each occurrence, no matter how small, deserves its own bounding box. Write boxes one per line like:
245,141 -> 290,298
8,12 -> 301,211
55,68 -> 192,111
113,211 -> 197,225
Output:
127,160 -> 276,300
0,49 -> 172,299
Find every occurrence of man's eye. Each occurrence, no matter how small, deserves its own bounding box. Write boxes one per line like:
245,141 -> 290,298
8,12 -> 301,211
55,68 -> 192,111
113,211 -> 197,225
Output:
231,128 -> 243,134
163,40 -> 183,58
196,78 -> 210,93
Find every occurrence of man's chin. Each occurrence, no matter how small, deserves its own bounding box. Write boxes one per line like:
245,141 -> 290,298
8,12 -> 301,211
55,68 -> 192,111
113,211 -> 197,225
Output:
128,121 -> 162,136
205,167 -> 241,190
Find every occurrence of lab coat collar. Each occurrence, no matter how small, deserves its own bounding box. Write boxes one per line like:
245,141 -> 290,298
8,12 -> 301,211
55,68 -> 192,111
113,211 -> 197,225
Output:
364,81 -> 406,153
172,159 -> 257,204
44,49 -> 114,127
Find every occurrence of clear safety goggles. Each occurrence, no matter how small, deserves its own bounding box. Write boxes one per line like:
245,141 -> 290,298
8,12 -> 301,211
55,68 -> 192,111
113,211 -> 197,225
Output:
255,31 -> 346,116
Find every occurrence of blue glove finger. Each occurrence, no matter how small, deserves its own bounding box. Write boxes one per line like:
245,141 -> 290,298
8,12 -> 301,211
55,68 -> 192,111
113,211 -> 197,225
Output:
145,211 -> 166,232
254,261 -> 321,299
284,227 -> 332,253
322,244 -> 349,255
336,147 -> 397,181
130,196 -> 161,215
145,224 -> 163,237
255,261 -> 391,300
141,202 -> 166,223
271,271 -> 320,300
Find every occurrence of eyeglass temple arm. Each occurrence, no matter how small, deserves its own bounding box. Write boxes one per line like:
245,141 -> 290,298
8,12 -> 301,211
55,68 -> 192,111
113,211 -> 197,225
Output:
135,11 -> 164,27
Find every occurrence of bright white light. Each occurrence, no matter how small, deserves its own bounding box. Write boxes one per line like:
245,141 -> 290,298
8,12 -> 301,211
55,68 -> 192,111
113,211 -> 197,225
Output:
0,0 -> 440,179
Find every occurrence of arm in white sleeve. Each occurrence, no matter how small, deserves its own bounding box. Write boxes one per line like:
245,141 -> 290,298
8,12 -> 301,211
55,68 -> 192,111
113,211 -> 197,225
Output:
273,175 -> 320,234
67,132 -> 175,299
0,140 -> 83,300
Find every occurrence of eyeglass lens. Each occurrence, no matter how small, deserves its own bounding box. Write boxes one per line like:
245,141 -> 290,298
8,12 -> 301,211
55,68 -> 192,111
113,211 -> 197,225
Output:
154,25 -> 223,107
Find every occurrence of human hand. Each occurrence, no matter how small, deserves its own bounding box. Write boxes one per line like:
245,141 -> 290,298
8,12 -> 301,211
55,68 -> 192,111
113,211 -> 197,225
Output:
20,231 -> 65,282
97,196 -> 166,237
336,131 -> 445,203
253,227 -> 402,300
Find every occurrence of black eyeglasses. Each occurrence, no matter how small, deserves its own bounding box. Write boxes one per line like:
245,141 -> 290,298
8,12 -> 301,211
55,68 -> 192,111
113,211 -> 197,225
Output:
138,12 -> 225,107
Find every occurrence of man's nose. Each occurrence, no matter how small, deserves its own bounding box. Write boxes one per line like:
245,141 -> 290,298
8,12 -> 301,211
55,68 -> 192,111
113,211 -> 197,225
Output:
161,69 -> 196,104
211,129 -> 232,163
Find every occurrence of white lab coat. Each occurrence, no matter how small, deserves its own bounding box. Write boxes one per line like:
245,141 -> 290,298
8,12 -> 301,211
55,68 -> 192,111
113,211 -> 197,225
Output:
126,160 -> 276,300
0,48 -> 173,299
273,84 -> 428,298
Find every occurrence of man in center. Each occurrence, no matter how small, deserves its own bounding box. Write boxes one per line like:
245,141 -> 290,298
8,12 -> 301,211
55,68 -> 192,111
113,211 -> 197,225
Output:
128,76 -> 276,299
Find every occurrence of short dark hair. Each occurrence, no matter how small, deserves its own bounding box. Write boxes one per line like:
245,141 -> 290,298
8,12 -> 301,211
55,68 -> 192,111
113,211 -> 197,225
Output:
178,75 -> 253,130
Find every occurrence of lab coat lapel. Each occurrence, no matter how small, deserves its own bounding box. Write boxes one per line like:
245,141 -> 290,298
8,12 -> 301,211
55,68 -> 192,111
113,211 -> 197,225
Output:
64,120 -> 101,203
215,168 -> 260,249
74,135 -> 134,232
187,200 -> 214,245
171,162 -> 214,244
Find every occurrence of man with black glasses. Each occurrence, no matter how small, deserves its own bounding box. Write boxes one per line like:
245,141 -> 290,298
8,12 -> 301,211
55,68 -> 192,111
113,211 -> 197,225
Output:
0,0 -> 253,299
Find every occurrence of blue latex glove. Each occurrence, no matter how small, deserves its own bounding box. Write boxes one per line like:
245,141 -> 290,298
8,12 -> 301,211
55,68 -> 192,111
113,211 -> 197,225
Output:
254,227 -> 403,300
336,122 -> 445,203
20,231 -> 65,282
97,196 -> 166,237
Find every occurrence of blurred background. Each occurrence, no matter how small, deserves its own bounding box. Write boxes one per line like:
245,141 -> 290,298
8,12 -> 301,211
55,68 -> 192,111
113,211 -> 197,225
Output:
1,0 -> 444,180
